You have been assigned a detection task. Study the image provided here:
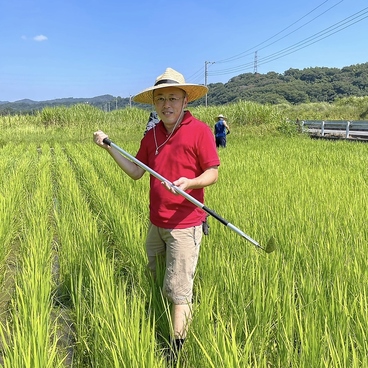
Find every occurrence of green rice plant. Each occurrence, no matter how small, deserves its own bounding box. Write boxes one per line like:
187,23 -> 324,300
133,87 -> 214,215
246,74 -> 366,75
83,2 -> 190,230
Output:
0,143 -> 38,281
51,143 -> 165,367
0,146 -> 35,355
1,144 -> 63,367
50,143 -> 154,366
194,136 -> 368,367
0,149 -> 19,263
83,248 -> 162,367
1,106 -> 368,367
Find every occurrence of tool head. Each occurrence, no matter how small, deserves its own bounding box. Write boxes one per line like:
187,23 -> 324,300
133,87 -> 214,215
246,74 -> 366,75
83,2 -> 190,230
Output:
265,236 -> 276,253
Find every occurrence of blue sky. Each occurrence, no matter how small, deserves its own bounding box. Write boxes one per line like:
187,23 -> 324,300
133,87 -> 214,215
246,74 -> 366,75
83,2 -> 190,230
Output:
0,0 -> 367,102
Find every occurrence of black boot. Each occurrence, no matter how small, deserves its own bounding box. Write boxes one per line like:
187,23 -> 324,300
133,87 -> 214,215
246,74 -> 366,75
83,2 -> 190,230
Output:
166,338 -> 185,367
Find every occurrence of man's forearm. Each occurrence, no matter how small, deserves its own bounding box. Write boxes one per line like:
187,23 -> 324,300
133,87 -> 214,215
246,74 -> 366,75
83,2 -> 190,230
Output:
107,147 -> 144,180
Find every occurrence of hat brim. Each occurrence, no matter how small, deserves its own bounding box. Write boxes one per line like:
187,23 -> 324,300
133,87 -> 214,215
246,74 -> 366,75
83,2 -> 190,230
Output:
133,83 -> 208,104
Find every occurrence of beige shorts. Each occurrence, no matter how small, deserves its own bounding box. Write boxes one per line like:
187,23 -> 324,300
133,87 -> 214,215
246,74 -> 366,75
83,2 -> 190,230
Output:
145,223 -> 203,305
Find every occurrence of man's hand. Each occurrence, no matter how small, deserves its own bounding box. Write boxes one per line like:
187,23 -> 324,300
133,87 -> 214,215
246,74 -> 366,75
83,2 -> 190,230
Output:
93,130 -> 110,148
161,177 -> 192,195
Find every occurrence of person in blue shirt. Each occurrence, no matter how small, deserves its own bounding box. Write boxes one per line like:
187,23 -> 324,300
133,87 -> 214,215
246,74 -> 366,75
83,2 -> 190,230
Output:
143,111 -> 159,136
214,114 -> 230,148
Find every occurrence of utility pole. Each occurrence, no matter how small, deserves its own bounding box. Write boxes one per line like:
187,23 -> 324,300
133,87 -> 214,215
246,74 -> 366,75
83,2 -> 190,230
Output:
129,95 -> 132,108
253,51 -> 258,74
205,61 -> 215,107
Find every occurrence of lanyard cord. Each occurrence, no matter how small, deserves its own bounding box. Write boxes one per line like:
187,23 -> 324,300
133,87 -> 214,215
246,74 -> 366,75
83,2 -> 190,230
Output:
153,109 -> 184,155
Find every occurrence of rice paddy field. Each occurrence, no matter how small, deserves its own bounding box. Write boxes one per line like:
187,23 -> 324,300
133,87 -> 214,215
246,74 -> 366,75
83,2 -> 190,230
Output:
0,102 -> 367,367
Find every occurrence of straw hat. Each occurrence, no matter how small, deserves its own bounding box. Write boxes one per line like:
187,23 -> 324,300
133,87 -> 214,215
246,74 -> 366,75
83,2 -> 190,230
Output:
215,114 -> 227,121
133,67 -> 208,104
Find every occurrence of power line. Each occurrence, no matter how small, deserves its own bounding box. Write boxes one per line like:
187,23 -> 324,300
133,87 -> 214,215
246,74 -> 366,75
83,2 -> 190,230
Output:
187,67 -> 205,85
256,9 -> 368,68
208,6 -> 368,77
187,1 -> 336,84
248,1 -> 344,59
215,0 -> 337,64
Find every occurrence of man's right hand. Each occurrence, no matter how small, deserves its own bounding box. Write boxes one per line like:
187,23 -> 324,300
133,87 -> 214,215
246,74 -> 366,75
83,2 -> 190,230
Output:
93,130 -> 110,148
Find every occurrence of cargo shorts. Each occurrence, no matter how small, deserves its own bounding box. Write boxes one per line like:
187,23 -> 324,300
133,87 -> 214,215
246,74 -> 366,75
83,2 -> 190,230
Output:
145,222 -> 203,305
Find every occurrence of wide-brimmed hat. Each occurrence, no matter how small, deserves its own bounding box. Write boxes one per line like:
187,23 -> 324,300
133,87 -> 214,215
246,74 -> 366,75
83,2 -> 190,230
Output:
215,114 -> 227,121
133,67 -> 208,104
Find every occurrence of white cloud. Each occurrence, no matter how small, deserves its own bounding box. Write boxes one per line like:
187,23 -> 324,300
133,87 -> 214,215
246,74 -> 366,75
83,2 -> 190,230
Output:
33,35 -> 48,42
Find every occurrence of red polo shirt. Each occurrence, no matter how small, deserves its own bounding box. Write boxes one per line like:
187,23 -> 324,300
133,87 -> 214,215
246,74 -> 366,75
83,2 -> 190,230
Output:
136,111 -> 220,229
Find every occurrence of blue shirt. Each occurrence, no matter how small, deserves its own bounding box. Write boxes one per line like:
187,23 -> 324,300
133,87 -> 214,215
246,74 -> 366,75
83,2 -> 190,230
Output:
215,120 -> 227,138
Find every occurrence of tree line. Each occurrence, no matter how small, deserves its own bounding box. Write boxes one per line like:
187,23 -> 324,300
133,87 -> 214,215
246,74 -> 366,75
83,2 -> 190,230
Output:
193,62 -> 368,107
1,62 -> 367,115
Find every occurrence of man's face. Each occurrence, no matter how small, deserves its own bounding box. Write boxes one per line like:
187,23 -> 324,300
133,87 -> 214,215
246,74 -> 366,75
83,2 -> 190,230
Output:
153,87 -> 187,128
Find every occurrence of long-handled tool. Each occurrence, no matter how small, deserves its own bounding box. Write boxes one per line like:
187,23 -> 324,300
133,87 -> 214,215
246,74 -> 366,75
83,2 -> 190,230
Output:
103,138 -> 275,254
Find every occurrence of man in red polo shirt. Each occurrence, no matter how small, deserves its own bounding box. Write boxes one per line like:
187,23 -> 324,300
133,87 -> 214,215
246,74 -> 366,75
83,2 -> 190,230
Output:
94,67 -> 220,363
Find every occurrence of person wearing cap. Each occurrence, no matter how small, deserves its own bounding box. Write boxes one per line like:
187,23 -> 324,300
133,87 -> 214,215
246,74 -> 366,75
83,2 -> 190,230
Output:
93,67 -> 220,362
214,114 -> 230,148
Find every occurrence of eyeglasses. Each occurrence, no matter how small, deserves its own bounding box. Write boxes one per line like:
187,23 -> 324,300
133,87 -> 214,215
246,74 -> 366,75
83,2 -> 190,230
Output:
153,96 -> 184,105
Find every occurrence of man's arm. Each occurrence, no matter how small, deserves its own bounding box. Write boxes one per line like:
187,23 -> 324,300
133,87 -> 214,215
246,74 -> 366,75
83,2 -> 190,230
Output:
224,121 -> 230,133
107,147 -> 145,180
93,130 -> 145,180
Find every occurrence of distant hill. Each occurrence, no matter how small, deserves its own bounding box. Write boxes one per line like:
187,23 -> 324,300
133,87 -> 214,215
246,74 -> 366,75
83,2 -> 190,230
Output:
0,95 -> 114,105
0,94 -> 133,115
193,61 -> 368,107
1,62 -> 368,114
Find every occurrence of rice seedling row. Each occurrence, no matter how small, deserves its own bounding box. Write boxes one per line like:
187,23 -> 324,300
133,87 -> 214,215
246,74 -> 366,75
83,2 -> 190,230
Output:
50,143 -> 164,367
1,144 -> 64,367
